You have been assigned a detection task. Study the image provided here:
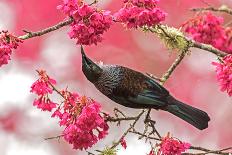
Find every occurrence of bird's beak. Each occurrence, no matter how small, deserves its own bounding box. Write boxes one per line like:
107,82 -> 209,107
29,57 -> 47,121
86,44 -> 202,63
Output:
81,45 -> 86,57
81,45 -> 93,65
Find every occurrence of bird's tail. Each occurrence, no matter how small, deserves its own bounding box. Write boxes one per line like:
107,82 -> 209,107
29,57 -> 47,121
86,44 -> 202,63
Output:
166,96 -> 210,130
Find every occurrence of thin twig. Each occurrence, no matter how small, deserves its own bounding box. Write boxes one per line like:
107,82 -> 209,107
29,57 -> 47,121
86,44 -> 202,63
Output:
18,18 -> 73,40
160,49 -> 187,85
114,108 -> 127,118
130,130 -> 161,141
190,39 -> 227,57
149,25 -> 227,57
189,146 -> 232,155
191,5 -> 232,15
110,110 -> 145,149
145,109 -> 152,122
105,116 -> 138,122
44,134 -> 64,140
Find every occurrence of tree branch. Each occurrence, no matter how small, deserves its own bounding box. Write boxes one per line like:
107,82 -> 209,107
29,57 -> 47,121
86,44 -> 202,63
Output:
191,5 -> 232,16
189,40 -> 227,57
110,110 -> 145,149
160,49 -> 187,85
18,18 -> 73,40
188,146 -> 232,155
105,116 -> 138,122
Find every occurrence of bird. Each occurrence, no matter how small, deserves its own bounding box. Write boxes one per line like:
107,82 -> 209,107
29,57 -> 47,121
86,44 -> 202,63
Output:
80,46 -> 210,130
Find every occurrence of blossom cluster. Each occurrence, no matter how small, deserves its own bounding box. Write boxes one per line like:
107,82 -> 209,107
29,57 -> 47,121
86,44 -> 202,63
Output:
182,12 -> 232,54
57,0 -> 112,45
30,70 -> 57,111
30,70 -> 109,150
0,31 -> 22,67
157,134 -> 191,155
114,0 -> 166,28
212,55 -> 232,96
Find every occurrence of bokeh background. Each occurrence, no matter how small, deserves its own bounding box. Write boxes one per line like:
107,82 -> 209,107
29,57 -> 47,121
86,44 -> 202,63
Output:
0,0 -> 231,154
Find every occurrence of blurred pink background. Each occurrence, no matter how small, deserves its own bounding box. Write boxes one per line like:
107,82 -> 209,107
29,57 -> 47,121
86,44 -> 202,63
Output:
0,0 -> 231,154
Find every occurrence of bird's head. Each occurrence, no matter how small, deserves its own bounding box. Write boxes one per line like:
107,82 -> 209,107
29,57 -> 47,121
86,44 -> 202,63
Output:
81,46 -> 103,82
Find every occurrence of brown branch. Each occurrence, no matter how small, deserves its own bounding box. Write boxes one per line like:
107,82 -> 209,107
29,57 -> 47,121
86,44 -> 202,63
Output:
129,130 -> 161,141
49,81 -> 65,99
18,18 -> 73,40
105,116 -> 138,122
44,134 -> 64,140
149,25 -> 227,57
160,49 -> 187,85
191,5 -> 232,16
189,146 -> 232,155
113,108 -> 127,118
110,110 -> 145,149
189,40 -> 227,57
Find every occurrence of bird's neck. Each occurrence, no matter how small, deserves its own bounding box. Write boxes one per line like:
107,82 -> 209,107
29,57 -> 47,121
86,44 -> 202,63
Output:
94,65 -> 122,95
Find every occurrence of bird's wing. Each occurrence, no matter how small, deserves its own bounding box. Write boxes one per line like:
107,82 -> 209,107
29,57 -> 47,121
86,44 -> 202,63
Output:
111,68 -> 170,109
127,77 -> 169,108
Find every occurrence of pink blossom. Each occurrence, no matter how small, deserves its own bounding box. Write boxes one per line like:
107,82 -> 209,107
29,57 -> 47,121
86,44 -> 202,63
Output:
30,70 -> 56,96
51,90 -> 109,150
30,79 -> 53,96
33,97 -> 57,112
57,0 -> 79,16
120,137 -> 127,149
212,55 -> 232,96
182,12 -> 232,54
63,124 -> 98,150
0,31 -> 22,67
30,70 -> 57,111
0,45 -> 12,67
58,1 -> 112,45
115,0 -> 166,28
31,70 -> 109,150
62,101 -> 109,150
158,134 -> 191,155
51,109 -> 63,119
59,112 -> 71,126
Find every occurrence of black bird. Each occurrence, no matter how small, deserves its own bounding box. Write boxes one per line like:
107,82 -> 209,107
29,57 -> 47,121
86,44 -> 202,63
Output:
81,46 -> 210,130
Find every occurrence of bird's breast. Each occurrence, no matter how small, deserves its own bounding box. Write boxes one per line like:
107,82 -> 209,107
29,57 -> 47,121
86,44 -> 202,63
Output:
94,66 -> 123,96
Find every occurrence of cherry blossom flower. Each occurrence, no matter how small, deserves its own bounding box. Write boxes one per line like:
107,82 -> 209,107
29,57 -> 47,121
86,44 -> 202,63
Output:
31,71 -> 109,150
157,134 -> 191,155
30,70 -> 57,111
212,55 -> 232,96
30,70 -> 56,95
182,12 -> 232,54
58,1 -> 112,45
0,31 -> 22,67
33,97 -> 57,112
62,101 -> 109,150
114,0 -> 166,28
